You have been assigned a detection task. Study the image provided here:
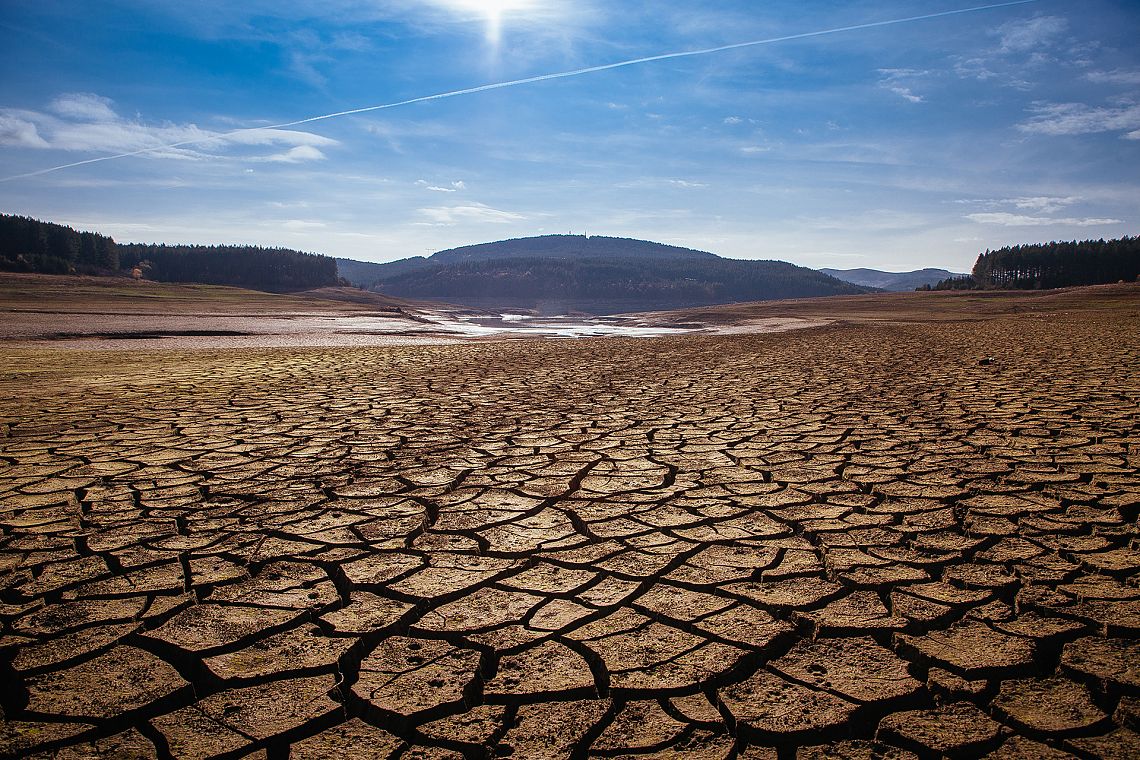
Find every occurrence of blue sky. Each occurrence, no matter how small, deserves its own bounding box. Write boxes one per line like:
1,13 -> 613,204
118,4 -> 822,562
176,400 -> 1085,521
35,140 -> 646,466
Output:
1,0 -> 1137,271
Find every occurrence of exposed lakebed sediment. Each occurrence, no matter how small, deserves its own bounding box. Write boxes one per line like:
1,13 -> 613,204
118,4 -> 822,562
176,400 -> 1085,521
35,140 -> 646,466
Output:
1,293 -> 1138,758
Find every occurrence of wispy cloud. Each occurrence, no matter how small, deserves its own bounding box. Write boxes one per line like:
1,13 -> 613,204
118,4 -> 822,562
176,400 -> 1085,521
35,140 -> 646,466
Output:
966,212 -> 1123,226
416,179 -> 467,192
1007,196 -> 1079,213
1018,102 -> 1140,136
953,15 -> 1068,89
616,178 -> 709,190
954,195 -> 1083,214
281,219 -> 327,230
0,114 -> 50,149
257,145 -> 329,163
997,15 -> 1067,53
0,93 -> 336,163
1086,69 -> 1140,86
878,69 -> 929,103
49,93 -> 117,122
277,28 -> 379,88
954,196 -> 1120,226
416,202 -> 525,226
7,2 -> 1056,183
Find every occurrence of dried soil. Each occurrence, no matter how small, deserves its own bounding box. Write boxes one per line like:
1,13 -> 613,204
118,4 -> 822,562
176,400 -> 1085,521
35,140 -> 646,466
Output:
1,285 -> 1138,757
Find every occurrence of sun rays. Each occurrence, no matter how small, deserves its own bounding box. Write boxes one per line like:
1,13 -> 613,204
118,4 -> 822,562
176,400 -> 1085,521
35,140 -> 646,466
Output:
430,0 -> 539,47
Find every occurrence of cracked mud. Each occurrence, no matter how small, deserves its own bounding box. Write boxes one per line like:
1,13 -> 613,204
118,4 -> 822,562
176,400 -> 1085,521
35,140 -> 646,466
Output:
1,292 -> 1139,758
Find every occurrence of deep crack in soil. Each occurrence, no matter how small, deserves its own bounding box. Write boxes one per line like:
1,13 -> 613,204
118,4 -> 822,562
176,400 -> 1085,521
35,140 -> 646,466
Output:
1,295 -> 1139,758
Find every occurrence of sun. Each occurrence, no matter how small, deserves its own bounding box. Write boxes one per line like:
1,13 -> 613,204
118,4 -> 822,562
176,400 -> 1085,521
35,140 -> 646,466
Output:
440,0 -> 535,21
482,0 -> 528,19
436,0 -> 537,45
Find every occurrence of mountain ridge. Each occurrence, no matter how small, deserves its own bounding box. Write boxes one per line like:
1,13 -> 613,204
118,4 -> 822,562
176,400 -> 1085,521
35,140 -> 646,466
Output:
821,267 -> 966,291
339,234 -> 872,315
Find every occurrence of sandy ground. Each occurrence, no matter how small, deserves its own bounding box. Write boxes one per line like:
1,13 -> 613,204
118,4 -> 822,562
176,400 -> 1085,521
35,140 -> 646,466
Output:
14,272 -> 1099,349
0,282 -> 1139,757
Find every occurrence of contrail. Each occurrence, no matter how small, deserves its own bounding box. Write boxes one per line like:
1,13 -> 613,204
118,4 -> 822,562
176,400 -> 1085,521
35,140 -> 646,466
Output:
2,0 -> 1039,183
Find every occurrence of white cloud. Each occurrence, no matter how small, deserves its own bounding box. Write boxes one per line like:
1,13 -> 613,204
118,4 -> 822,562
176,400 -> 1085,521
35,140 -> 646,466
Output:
1087,69 -> 1140,86
0,115 -> 50,148
997,16 -> 1068,53
0,94 -> 336,163
416,202 -> 525,226
288,57 -> 327,86
1008,196 -> 1079,213
954,57 -> 999,82
723,116 -> 742,125
416,179 -> 466,192
281,219 -> 327,230
666,179 -> 707,189
218,128 -> 336,149
954,196 -> 1081,214
966,212 -> 1123,226
259,145 -> 328,163
878,69 -> 928,104
952,17 -> 1067,90
49,93 -> 118,122
887,87 -> 923,104
1018,102 -> 1140,137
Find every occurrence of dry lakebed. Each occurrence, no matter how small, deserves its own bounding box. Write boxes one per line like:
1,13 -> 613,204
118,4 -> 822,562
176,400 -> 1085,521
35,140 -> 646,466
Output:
1,276 -> 1139,758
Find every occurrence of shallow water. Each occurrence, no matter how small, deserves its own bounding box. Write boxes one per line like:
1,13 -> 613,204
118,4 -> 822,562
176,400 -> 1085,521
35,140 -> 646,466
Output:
4,308 -> 822,350
431,312 -> 695,339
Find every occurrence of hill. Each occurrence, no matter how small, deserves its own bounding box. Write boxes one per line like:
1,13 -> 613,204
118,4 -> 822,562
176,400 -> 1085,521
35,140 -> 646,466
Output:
339,235 -> 869,314
0,214 -> 339,293
0,214 -> 119,274
118,243 -> 338,293
820,267 -> 965,291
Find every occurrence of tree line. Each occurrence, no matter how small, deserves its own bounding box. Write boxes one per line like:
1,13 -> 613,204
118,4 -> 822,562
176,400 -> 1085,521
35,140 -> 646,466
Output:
930,236 -> 1139,290
118,244 -> 338,292
0,213 -> 339,292
0,214 -> 119,274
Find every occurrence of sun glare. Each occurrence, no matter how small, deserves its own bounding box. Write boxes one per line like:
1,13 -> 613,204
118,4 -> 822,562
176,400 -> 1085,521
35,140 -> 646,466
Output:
438,0 -> 538,45
438,0 -> 536,20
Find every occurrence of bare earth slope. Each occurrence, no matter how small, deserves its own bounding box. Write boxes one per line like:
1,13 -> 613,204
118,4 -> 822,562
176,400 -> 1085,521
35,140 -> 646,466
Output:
0,273 -> 481,347
0,284 -> 1138,757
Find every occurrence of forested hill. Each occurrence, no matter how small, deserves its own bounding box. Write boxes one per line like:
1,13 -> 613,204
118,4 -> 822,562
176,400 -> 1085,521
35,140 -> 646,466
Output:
118,244 -> 338,293
432,235 -> 719,263
0,214 -> 119,274
339,234 -> 870,314
0,214 -> 339,292
335,235 -> 720,291
932,236 -> 1140,290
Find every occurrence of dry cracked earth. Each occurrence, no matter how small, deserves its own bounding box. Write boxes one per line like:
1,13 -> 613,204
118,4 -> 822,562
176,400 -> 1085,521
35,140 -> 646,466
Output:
1,298 -> 1139,759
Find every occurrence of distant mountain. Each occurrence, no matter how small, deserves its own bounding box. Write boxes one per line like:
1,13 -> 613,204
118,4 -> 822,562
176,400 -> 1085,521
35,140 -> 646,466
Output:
338,235 -> 871,314
336,256 -> 429,288
820,267 -> 966,291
